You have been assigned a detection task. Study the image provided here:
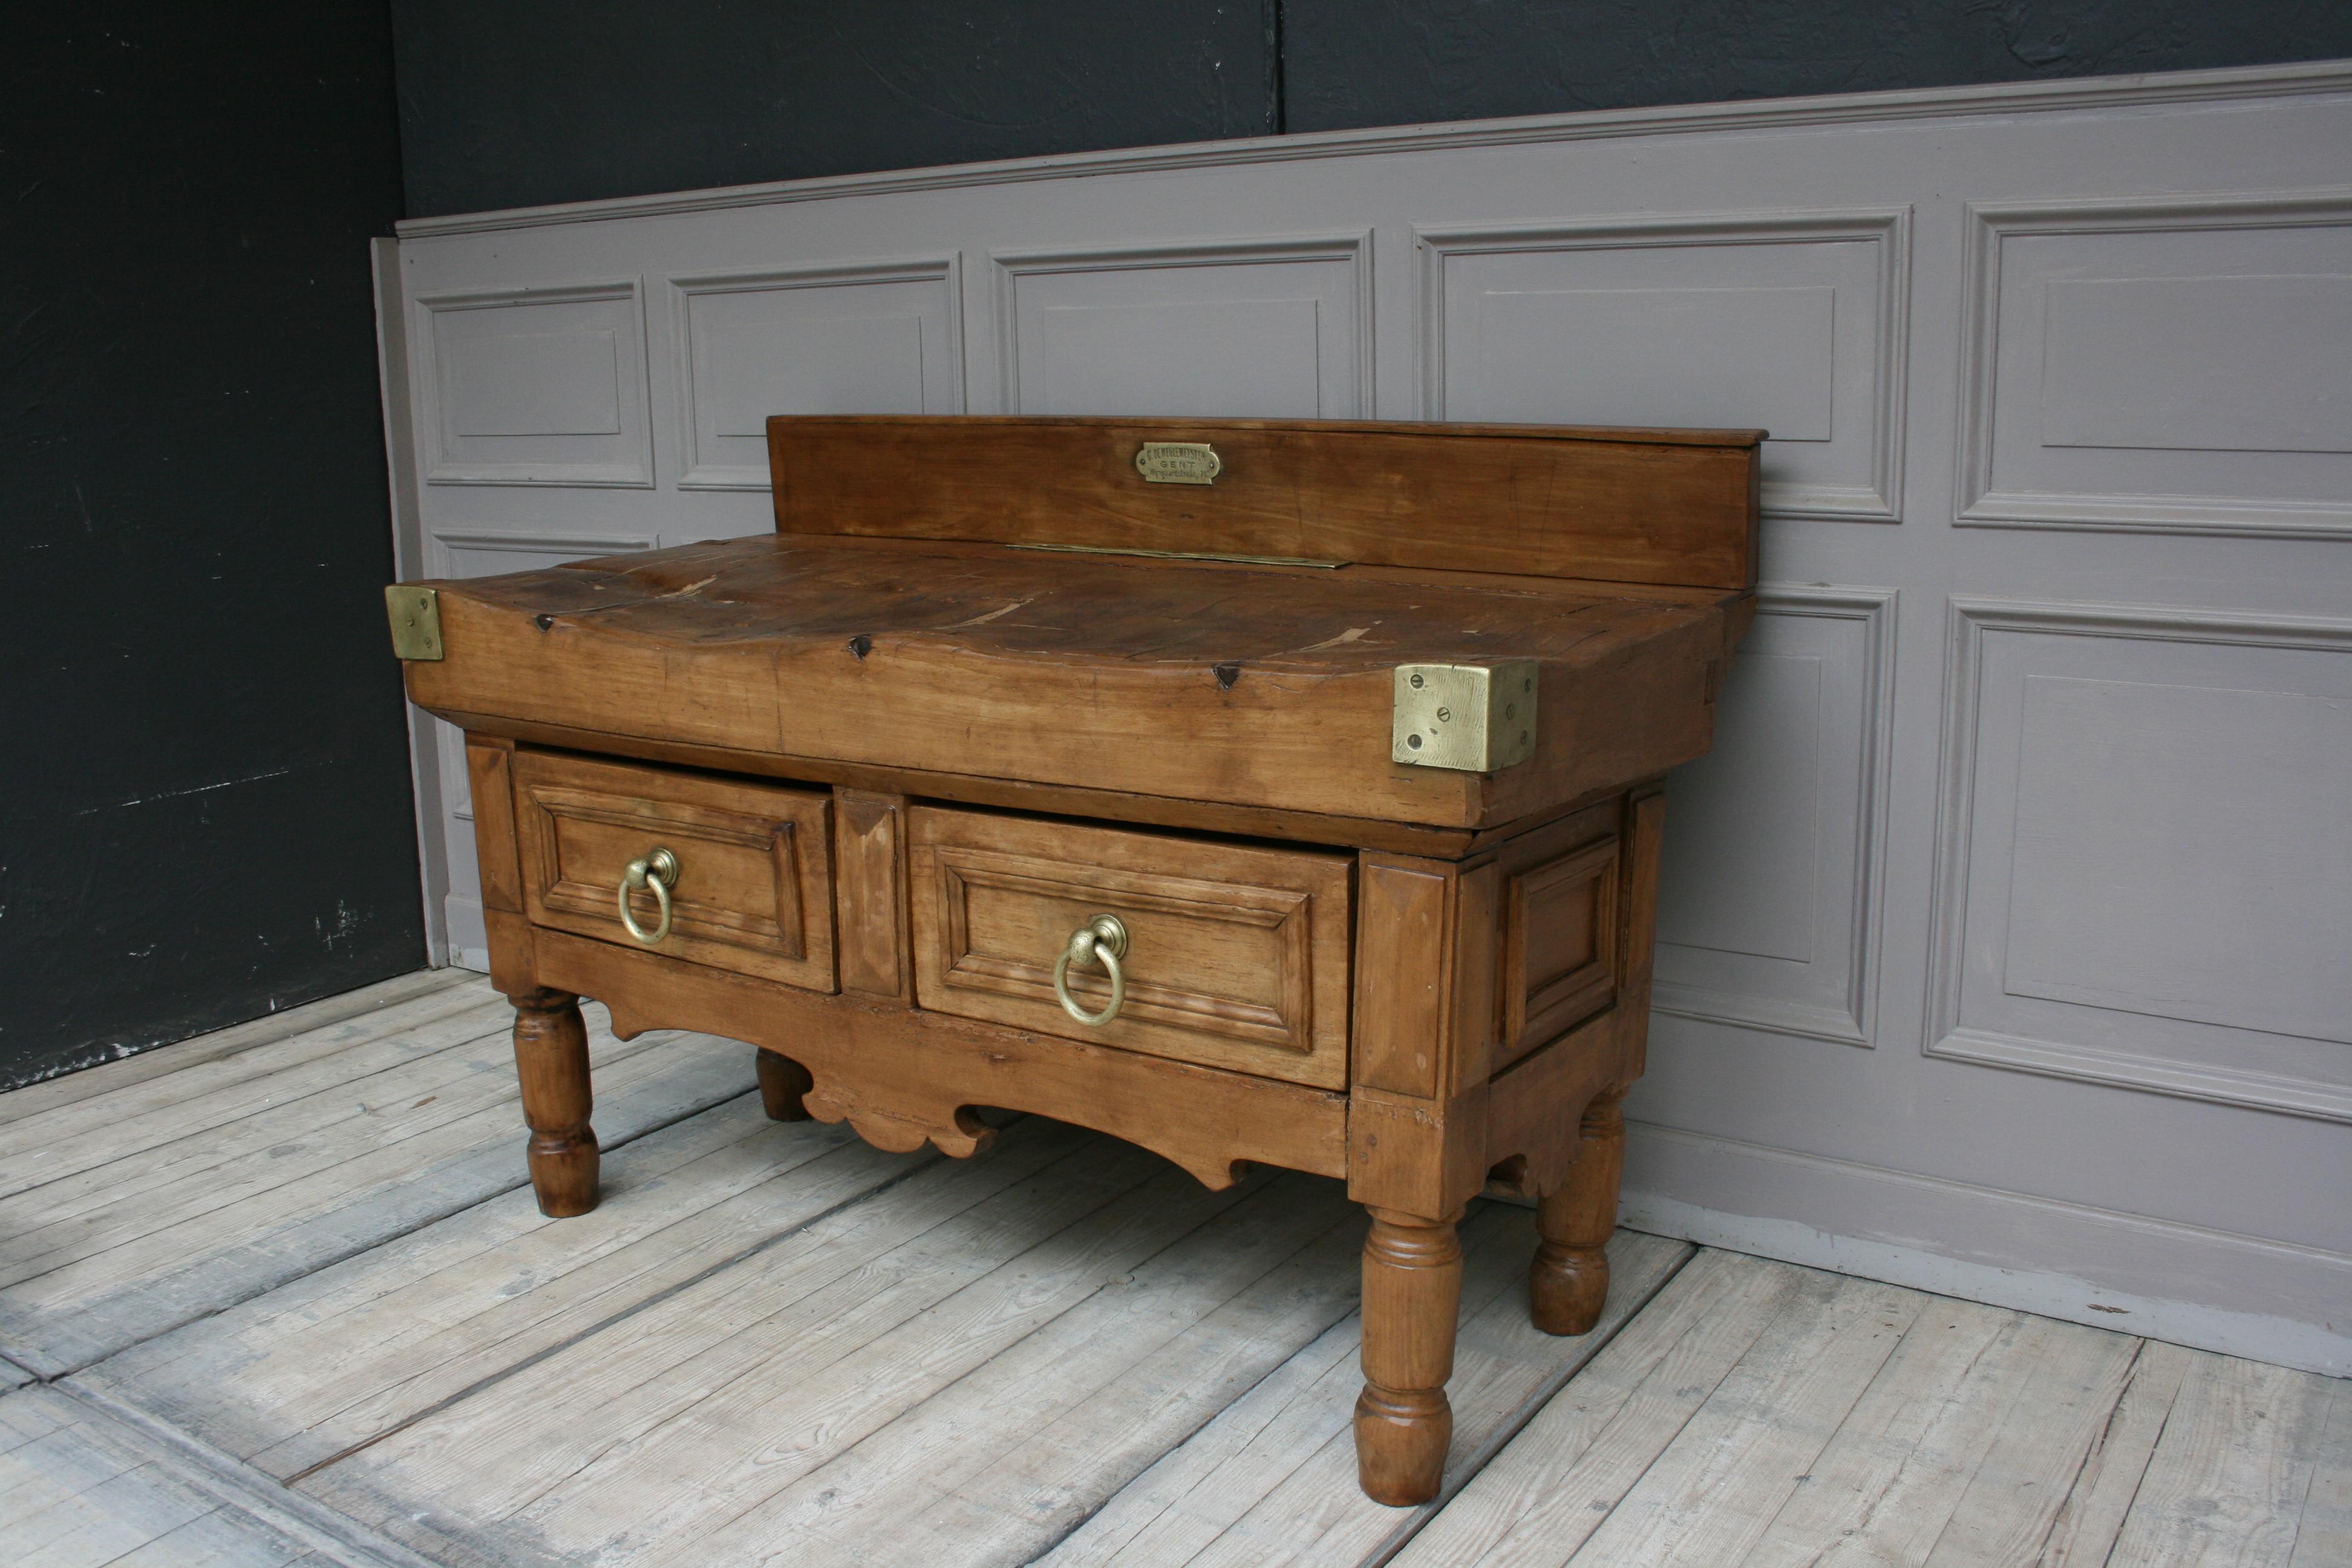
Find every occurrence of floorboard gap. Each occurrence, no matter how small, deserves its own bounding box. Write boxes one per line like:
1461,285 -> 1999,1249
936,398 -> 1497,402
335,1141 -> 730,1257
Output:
1363,1236 -> 1703,1568
276,1137 -> 957,1485
50,1377 -> 456,1568
22,1076 -> 766,1383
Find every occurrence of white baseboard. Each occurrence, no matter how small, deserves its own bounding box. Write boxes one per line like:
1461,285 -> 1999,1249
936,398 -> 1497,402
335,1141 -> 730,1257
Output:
1621,1122 -> 2351,1377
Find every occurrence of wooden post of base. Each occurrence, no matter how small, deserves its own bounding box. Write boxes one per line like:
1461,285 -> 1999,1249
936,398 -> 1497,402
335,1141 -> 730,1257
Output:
756,1048 -> 813,1122
1531,1089 -> 1628,1335
511,988 -> 599,1217
1355,1207 -> 1465,1506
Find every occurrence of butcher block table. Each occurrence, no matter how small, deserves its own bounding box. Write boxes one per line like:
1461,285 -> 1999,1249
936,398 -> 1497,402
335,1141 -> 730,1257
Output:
388,414 -> 1762,1506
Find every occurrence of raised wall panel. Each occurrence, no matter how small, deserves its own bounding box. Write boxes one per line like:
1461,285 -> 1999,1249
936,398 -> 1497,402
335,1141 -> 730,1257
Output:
416,281 -> 653,486
1417,211 -> 1909,521
671,257 -> 962,489
993,235 -> 1370,417
1927,599 -> 2352,1121
1958,191 -> 2352,537
1653,586 -> 1895,1046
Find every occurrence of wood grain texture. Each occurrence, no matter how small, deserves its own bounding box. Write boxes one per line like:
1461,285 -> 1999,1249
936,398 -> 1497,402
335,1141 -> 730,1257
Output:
0,1387 -> 333,1568
1353,863 -> 1452,1100
294,1127 -> 1264,1567
79,1099 -> 900,1481
1500,838 -> 1618,1062
766,416 -> 1764,590
4,973 -> 2336,1568
463,736 -> 523,916
754,1048 -> 812,1121
1405,1262 -> 1926,1567
535,929 -> 1348,1188
1529,1090 -> 1627,1336
2102,1349 -> 2344,1568
0,981 -> 745,1377
1390,1247 -> 1812,1568
1483,1011 -> 1628,1200
1043,1224 -> 1693,1567
1356,1211 -> 1466,1506
512,748 -> 836,993
2287,1374 -> 2352,1568
832,788 -> 910,1001
649,1169 -> 1369,1568
909,807 -> 1353,1088
508,989 -> 598,1217
405,534 -> 1743,829
430,711 -> 1498,858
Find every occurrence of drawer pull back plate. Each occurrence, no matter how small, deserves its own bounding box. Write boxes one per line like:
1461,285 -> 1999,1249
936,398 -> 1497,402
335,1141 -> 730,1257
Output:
1053,913 -> 1130,1027
618,847 -> 679,945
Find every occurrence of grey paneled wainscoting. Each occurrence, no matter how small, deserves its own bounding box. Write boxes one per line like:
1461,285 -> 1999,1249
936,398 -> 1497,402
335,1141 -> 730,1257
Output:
379,60 -> 2352,1374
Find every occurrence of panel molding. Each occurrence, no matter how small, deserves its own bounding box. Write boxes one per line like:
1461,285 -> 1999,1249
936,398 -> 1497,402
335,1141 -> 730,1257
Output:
1416,208 -> 1910,521
990,232 -> 1373,417
1925,596 -> 2352,1122
668,253 -> 964,490
397,60 -> 2352,238
1653,584 -> 1898,1047
1955,188 -> 2352,538
413,277 -> 654,488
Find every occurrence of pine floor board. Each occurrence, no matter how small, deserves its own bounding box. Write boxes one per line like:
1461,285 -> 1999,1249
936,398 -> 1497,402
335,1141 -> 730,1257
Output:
0,972 -> 468,1131
299,1128 -> 1267,1566
0,982 -> 506,1202
2103,1349 -> 2343,1567
2288,1375 -> 2352,1568
2,972 -> 2342,1568
76,1097 -> 911,1479
0,1387 -> 345,1568
0,988 -> 751,1376
1042,1224 -> 1693,1568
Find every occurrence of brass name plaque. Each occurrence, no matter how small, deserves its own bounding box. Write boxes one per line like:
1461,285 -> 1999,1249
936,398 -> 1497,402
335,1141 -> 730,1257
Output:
1134,442 -> 1221,485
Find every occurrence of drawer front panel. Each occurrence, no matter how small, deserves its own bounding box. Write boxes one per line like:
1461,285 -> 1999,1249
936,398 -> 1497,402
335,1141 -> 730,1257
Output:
513,750 -> 835,991
909,808 -> 1351,1088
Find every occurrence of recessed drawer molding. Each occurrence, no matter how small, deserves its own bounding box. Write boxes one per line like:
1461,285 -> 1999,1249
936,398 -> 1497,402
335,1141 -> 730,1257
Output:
908,808 -> 1353,1088
513,750 -> 835,991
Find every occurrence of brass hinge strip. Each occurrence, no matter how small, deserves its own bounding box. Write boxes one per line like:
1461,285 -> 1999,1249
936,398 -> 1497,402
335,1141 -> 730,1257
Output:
1010,543 -> 1349,569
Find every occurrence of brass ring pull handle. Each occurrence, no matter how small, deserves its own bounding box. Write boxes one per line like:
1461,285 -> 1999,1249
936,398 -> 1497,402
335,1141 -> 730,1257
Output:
1052,913 -> 1130,1027
618,848 -> 679,945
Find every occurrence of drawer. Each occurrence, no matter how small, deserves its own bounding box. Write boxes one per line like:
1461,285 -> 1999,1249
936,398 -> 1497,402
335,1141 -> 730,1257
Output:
908,808 -> 1351,1089
511,750 -> 835,991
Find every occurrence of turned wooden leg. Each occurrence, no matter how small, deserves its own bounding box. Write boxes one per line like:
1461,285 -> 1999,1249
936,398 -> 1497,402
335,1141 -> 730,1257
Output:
1531,1089 -> 1628,1335
511,988 -> 599,1217
1355,1207 -> 1465,1506
755,1048 -> 812,1122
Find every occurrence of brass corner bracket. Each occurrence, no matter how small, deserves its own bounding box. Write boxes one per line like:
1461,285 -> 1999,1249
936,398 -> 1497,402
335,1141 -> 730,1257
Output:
1391,662 -> 1537,773
385,584 -> 444,661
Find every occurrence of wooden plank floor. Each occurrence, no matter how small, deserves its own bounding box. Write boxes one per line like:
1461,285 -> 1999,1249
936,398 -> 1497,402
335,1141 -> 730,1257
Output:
1,973 -> 2341,1566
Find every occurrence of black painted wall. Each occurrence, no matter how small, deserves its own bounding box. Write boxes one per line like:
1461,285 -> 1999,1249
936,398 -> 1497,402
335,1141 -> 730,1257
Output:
391,0 -> 2352,217
1282,0 -> 2352,132
0,7 -> 422,1088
